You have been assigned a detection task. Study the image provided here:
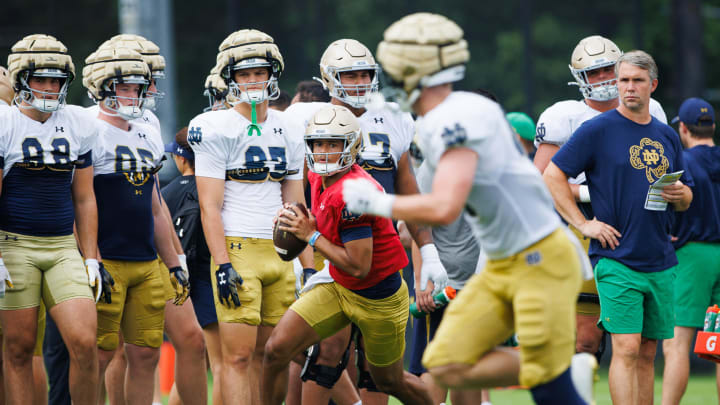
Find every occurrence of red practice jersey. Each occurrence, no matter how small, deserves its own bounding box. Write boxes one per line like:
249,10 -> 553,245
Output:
309,164 -> 408,290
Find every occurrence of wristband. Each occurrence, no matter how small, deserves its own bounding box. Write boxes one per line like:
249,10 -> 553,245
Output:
308,231 -> 322,247
579,185 -> 591,203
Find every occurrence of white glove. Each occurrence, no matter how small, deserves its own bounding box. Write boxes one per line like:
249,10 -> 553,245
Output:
85,258 -> 102,303
178,254 -> 190,280
342,178 -> 395,218
0,258 -> 13,298
419,244 -> 448,296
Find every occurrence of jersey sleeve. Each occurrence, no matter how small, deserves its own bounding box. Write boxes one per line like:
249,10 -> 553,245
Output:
0,108 -> 12,166
397,112 -> 415,156
187,115 -> 227,180
649,99 -> 668,124
284,119 -> 305,181
535,102 -> 573,147
426,102 -> 501,164
551,120 -> 597,178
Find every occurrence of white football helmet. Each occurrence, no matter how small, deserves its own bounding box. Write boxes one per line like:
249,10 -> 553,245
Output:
376,13 -> 469,111
83,46 -> 151,120
99,34 -> 166,110
7,34 -> 75,112
569,35 -> 622,101
305,105 -> 362,176
317,39 -> 379,108
216,29 -> 284,105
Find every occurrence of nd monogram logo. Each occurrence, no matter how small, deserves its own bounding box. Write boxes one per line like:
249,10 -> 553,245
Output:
629,138 -> 669,183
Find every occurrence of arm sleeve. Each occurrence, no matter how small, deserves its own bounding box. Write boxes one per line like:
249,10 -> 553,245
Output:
551,121 -> 596,178
188,116 -> 227,180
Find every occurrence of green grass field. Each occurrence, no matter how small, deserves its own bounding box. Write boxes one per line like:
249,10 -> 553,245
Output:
164,367 -> 718,404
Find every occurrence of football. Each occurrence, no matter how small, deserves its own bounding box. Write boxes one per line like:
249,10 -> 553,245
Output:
273,202 -> 310,261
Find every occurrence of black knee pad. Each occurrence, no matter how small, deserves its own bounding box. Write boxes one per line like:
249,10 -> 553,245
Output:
594,331 -> 608,364
300,338 -> 352,389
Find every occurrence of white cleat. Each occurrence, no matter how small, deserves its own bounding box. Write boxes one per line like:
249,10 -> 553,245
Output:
571,352 -> 598,405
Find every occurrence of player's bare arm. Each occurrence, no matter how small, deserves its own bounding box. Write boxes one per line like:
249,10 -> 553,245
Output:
71,165 -> 99,260
196,176 -> 231,265
278,204 -> 373,279
151,184 -> 181,268
661,181 -> 692,211
543,162 -> 621,249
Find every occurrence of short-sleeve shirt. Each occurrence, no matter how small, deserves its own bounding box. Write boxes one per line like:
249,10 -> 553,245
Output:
309,164 -> 408,291
188,108 -> 304,239
672,145 -> 720,249
552,109 -> 693,272
92,119 -> 164,261
0,105 -> 96,236
417,91 -> 560,259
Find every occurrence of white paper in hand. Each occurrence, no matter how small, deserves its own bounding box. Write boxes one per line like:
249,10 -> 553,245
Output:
644,170 -> 684,211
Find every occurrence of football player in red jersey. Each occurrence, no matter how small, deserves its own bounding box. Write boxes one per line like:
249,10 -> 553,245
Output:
261,105 -> 433,405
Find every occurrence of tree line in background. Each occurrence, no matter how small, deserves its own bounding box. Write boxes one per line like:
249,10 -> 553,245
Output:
0,0 -> 716,130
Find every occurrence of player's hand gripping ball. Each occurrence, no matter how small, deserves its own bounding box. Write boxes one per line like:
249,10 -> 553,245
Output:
273,202 -> 310,261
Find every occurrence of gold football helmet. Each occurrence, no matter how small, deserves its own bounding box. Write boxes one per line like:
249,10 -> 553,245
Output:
317,39 -> 379,108
0,66 -> 13,105
569,35 -> 622,101
7,34 -> 75,112
83,46 -> 151,120
305,105 -> 362,176
376,13 -> 469,109
203,64 -> 229,111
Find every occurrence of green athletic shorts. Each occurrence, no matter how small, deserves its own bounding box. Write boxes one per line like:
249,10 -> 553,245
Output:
595,257 -> 674,339
673,242 -> 720,328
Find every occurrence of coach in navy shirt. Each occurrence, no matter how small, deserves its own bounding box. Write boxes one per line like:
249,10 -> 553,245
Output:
543,51 -> 693,405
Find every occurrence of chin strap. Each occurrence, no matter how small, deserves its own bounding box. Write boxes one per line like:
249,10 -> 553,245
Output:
247,100 -> 262,136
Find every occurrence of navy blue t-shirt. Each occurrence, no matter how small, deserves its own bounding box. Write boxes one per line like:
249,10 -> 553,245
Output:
672,145 -> 720,249
552,109 -> 693,272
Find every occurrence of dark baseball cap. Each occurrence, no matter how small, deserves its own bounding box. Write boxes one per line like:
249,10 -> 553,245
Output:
672,97 -> 715,126
164,141 -> 194,161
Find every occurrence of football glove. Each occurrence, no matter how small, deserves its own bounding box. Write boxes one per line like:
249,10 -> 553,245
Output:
419,244 -> 448,296
85,259 -> 103,303
342,178 -> 395,218
97,262 -> 115,304
216,263 -> 242,308
168,266 -> 190,306
0,258 -> 13,298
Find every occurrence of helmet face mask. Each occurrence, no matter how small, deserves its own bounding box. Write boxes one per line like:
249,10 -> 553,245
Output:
16,68 -> 71,113
304,106 -> 362,176
100,75 -> 149,120
318,39 -> 379,109
568,35 -> 622,101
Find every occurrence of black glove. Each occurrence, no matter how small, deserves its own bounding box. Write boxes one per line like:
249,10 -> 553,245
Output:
168,266 -> 190,305
216,263 -> 242,308
98,263 -> 115,304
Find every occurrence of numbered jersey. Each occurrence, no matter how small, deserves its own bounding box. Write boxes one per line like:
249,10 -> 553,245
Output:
535,98 -> 667,184
0,105 -> 96,236
188,108 -> 304,239
417,91 -> 560,259
284,101 -> 414,193
92,119 -> 164,261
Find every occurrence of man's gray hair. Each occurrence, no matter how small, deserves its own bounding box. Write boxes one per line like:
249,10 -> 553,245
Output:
615,50 -> 658,81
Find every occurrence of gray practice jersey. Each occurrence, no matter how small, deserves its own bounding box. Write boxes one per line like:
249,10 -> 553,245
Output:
416,161 -> 479,289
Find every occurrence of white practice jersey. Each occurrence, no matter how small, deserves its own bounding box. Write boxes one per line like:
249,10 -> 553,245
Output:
86,104 -> 161,134
535,98 -> 667,184
188,108 -> 304,239
0,105 -> 97,236
416,91 -> 560,260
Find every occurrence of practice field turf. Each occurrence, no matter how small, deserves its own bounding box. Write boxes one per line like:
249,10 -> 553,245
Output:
162,368 -> 718,404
